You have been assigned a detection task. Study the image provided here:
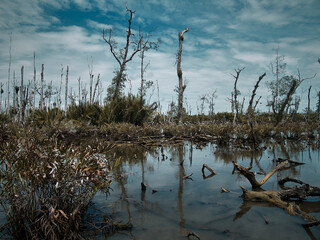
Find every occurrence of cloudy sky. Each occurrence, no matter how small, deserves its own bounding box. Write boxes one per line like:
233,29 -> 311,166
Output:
0,0 -> 319,113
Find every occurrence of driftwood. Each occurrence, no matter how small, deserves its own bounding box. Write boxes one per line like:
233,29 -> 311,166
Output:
232,160 -> 289,189
201,164 -> 216,180
240,186 -> 320,224
221,187 -> 230,193
202,164 -> 217,176
187,231 -> 200,240
233,161 -> 320,227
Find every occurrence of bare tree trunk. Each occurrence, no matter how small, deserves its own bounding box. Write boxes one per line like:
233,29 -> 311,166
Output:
140,47 -> 145,101
88,58 -> 93,104
39,64 -> 44,110
177,27 -> 189,123
12,71 -> 18,121
92,74 -> 100,104
65,66 -> 69,113
247,72 -> 266,116
57,65 -> 63,108
156,80 -> 161,115
231,68 -> 244,124
78,76 -> 81,105
99,80 -> 102,106
32,52 -> 36,110
7,33 -> 12,114
0,83 -> 3,112
20,66 -> 24,123
307,85 -> 311,115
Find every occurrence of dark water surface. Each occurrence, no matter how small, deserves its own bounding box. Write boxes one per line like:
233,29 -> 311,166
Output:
93,141 -> 320,240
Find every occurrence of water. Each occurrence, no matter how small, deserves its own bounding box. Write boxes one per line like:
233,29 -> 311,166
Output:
92,141 -> 320,240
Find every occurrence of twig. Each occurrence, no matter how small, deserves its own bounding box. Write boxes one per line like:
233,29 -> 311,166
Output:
221,187 -> 230,193
183,173 -> 193,180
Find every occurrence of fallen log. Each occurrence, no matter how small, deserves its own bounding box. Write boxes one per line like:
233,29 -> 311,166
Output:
232,160 -> 289,189
240,186 -> 320,224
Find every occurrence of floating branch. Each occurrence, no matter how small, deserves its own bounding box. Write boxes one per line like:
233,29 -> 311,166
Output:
183,173 -> 193,180
202,163 -> 217,175
187,231 -> 200,240
221,187 -> 230,193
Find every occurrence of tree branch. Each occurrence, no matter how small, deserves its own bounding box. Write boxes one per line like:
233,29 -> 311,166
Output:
233,160 -> 289,189
102,29 -> 121,66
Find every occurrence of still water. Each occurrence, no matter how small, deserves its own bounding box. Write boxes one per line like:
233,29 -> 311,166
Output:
93,141 -> 320,240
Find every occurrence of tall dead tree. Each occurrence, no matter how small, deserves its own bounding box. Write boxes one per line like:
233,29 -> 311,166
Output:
7,33 -> 12,114
307,85 -> 311,115
78,77 -> 81,105
20,66 -> 25,123
231,67 -> 244,124
247,72 -> 266,116
57,65 -> 63,108
92,74 -> 100,104
0,83 -> 3,112
88,57 -> 94,104
65,66 -> 69,113
32,52 -> 36,110
12,71 -> 17,114
177,27 -> 189,123
39,64 -> 44,110
138,29 -> 160,102
103,4 -> 147,100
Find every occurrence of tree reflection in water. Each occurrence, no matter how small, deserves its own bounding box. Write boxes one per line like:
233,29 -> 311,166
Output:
100,141 -> 320,240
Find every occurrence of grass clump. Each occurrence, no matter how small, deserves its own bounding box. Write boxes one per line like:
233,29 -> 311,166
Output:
0,129 -> 114,240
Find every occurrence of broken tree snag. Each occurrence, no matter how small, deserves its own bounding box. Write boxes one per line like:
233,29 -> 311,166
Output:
177,27 -> 189,123
141,182 -> 146,192
233,160 -> 289,189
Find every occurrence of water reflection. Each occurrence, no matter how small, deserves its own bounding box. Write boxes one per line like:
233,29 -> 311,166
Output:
98,141 -> 320,240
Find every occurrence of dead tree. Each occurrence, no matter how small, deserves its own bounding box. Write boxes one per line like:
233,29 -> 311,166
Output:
275,70 -> 316,125
19,66 -> 26,123
57,65 -> 63,109
31,52 -> 36,110
177,27 -> 189,123
103,4 -> 147,100
307,85 -> 311,115
88,57 -> 94,104
0,83 -> 3,112
78,76 -> 81,105
12,71 -> 18,121
65,66 -> 69,113
247,73 -> 266,116
7,33 -> 12,114
92,74 -> 100,104
231,67 -> 244,124
139,29 -> 160,102
39,64 -> 44,110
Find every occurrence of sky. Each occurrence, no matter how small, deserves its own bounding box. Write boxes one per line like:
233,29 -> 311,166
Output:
0,0 -> 319,114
